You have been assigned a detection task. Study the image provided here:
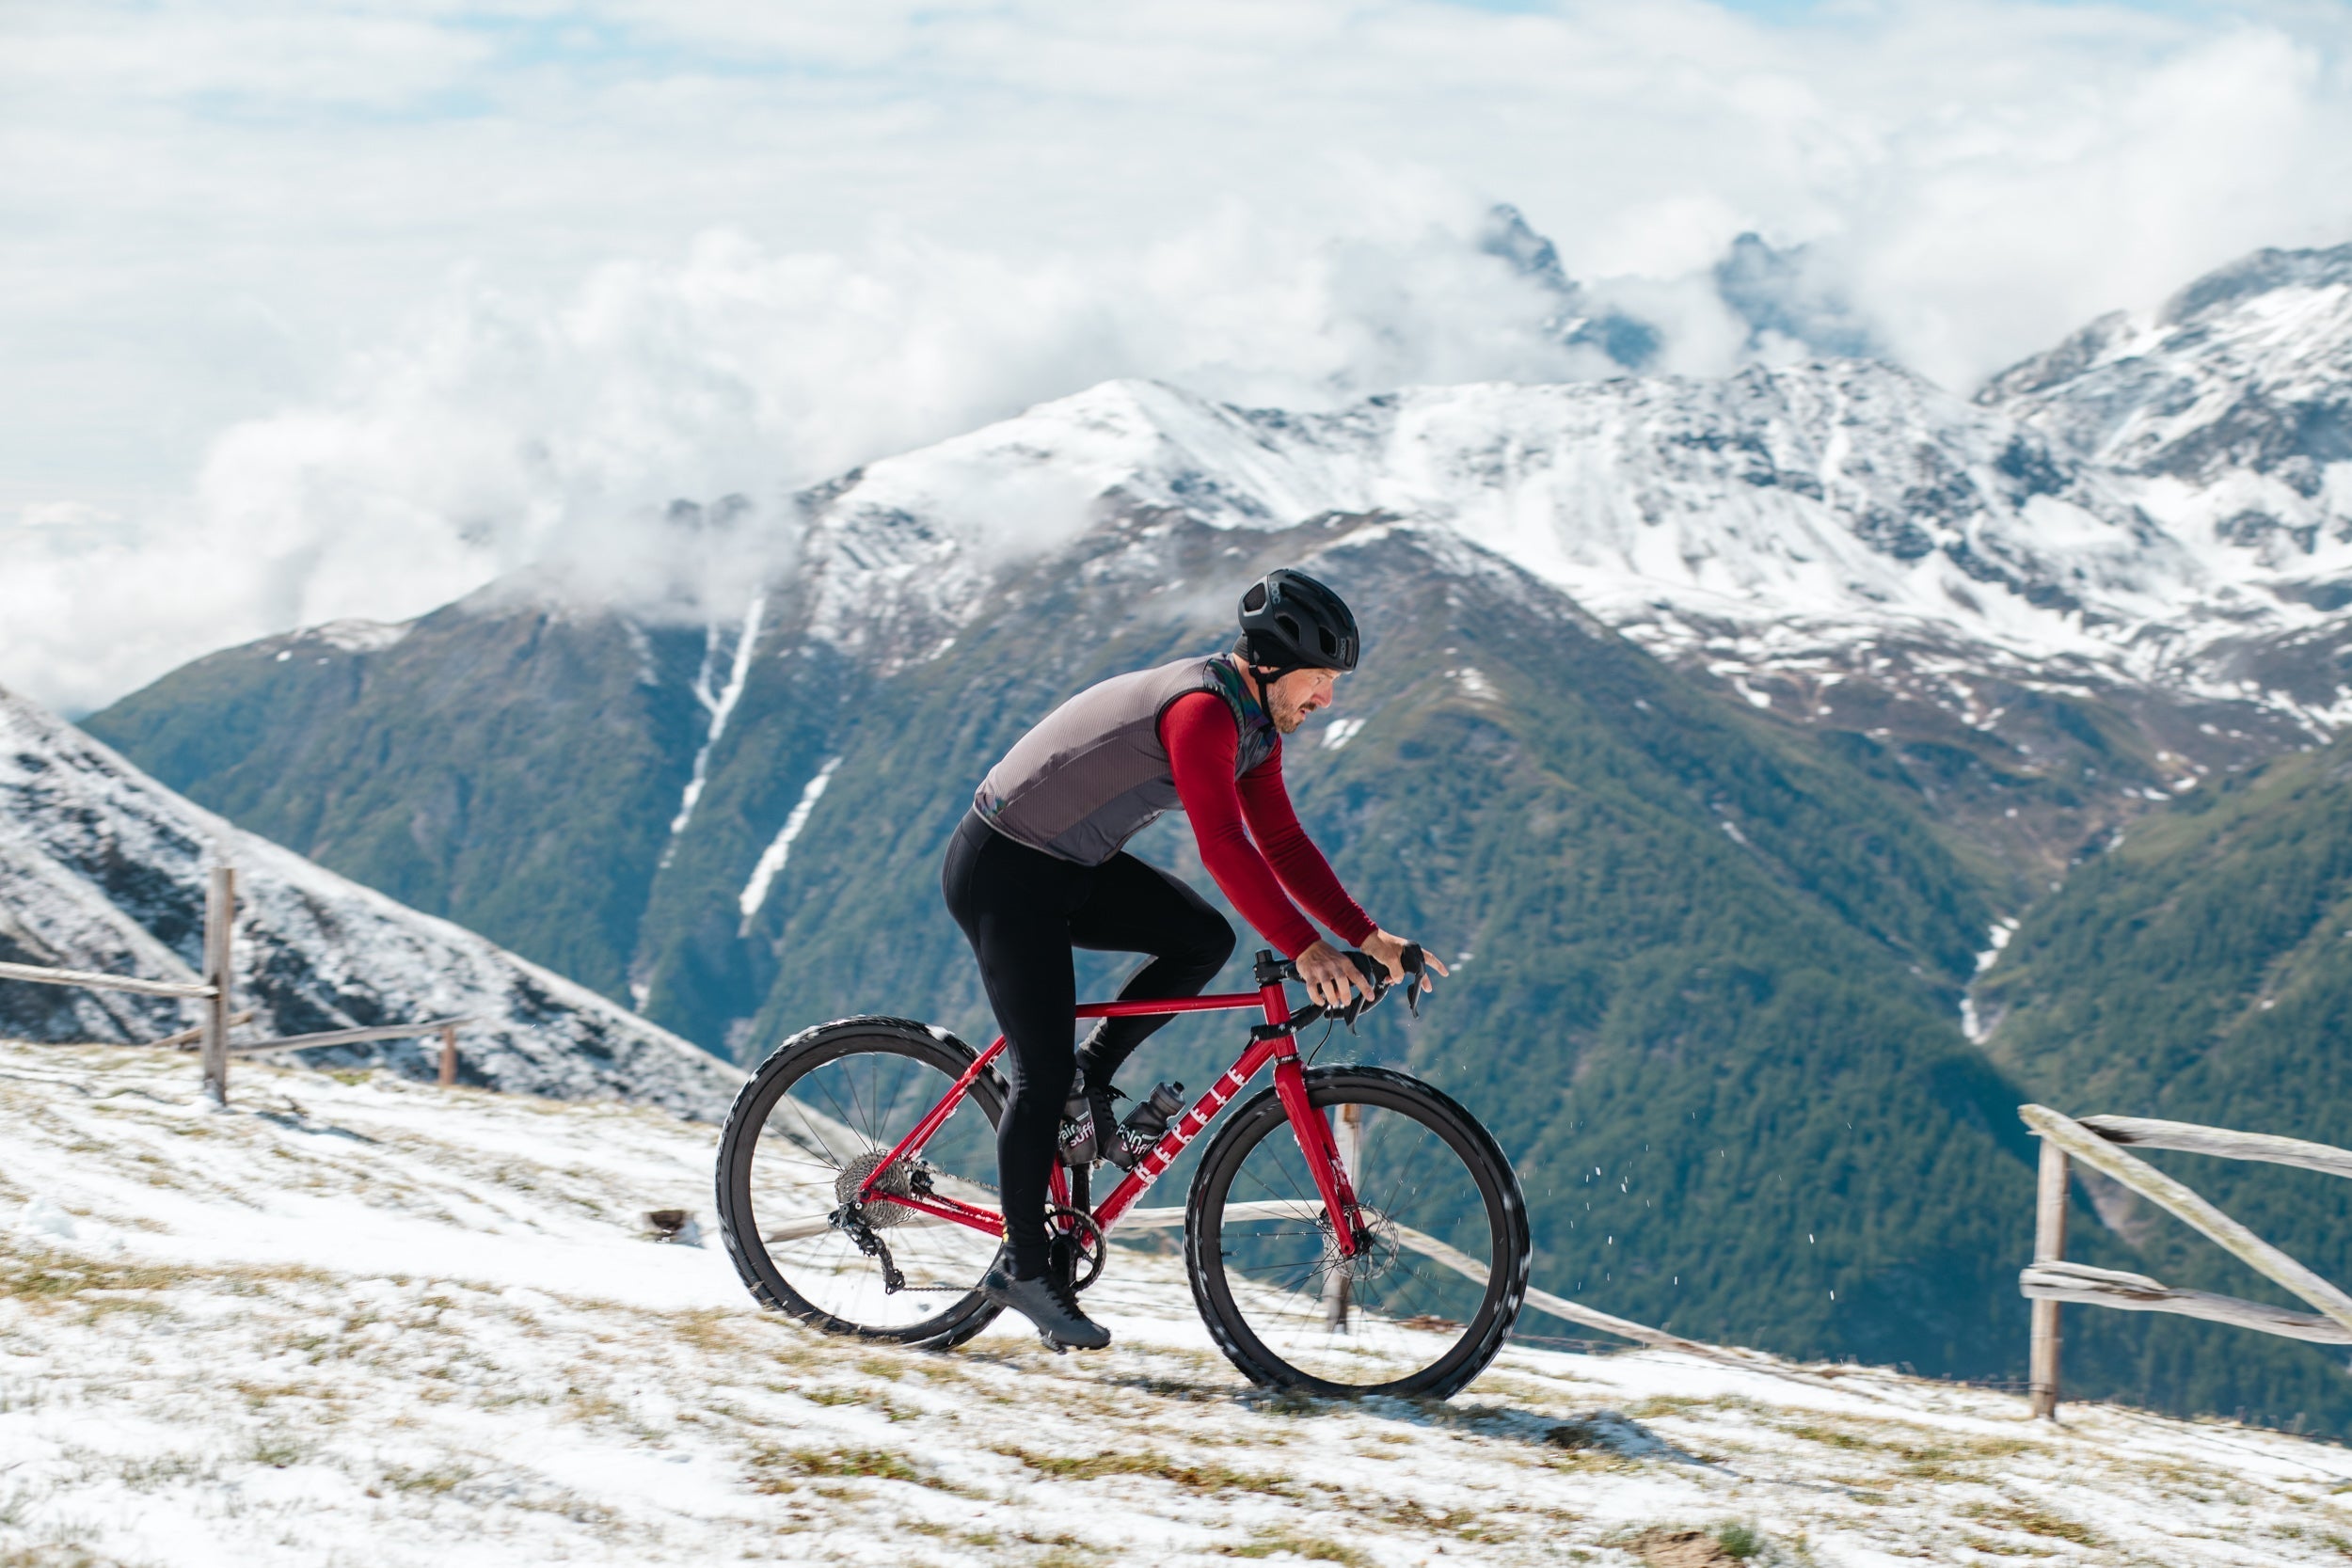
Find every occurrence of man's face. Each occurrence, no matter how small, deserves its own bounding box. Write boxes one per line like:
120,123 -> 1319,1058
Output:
1265,667 -> 1341,734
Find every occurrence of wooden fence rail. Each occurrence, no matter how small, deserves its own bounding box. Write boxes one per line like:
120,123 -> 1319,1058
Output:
0,960 -> 215,1000
2018,1103 -> 2352,1419
1,863 -> 463,1101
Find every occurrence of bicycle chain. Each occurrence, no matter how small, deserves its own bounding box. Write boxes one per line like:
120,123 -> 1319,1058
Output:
826,1152 -> 1104,1297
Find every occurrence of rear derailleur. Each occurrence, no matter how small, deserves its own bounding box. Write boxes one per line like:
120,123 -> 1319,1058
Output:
828,1160 -> 939,1295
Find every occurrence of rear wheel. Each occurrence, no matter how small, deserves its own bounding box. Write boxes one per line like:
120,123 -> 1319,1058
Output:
1184,1066 -> 1528,1399
715,1018 -> 1006,1347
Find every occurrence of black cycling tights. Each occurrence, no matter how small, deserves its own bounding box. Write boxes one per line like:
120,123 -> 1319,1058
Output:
941,810 -> 1234,1277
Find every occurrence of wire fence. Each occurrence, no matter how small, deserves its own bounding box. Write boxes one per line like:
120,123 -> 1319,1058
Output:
1,863 -> 463,1105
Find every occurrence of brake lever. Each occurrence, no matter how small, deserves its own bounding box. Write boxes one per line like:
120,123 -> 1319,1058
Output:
1400,942 -> 1431,1019
1338,950 -> 1390,1032
1272,947 -> 1437,1034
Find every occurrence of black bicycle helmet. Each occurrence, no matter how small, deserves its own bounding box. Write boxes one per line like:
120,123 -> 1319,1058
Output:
1236,568 -> 1359,673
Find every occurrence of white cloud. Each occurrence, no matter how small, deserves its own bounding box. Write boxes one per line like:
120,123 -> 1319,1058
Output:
4,0 -> 2351,711
3,208 -> 1625,712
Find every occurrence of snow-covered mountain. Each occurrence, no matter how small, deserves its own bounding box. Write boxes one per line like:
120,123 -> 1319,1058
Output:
85,240 -> 2352,1040
758,240 -> 2352,737
0,684 -> 739,1118
7,1038 -> 2346,1567
1978,243 -> 2352,720
800,366 -> 2178,662
105,243 -> 2352,897
1985,244 -> 2352,581
817,348 -> 2346,705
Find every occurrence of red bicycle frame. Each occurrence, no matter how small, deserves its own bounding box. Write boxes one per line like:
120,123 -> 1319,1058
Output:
855,962 -> 1366,1257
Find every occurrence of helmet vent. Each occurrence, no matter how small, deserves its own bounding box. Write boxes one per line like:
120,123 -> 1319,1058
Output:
1241,584 -> 1268,613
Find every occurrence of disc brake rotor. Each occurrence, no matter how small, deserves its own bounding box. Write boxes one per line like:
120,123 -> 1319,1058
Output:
1326,1207 -> 1403,1286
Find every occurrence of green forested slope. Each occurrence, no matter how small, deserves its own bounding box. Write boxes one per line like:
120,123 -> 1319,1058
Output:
1979,737 -> 2352,1434
85,595 -> 708,998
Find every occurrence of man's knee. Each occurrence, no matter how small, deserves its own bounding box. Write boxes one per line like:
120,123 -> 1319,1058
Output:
1182,909 -> 1237,973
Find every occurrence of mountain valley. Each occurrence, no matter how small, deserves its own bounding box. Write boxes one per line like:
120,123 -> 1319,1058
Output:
64,235 -> 2352,1433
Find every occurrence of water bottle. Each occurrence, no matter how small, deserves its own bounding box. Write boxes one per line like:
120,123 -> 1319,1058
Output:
1107,1081 -> 1184,1169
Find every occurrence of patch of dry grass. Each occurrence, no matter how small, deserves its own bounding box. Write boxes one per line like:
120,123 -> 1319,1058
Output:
1216,1529 -> 1370,1563
993,1446 -> 1295,1496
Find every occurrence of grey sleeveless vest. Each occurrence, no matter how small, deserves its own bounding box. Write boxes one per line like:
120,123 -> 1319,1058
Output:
974,654 -> 1278,864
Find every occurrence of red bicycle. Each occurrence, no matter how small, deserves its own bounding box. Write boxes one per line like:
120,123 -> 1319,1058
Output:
715,948 -> 1531,1399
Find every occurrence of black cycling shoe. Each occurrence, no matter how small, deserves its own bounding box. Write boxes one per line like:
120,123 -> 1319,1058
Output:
981,1255 -> 1112,1352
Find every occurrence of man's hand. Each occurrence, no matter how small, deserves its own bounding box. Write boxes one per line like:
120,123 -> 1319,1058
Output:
1363,927 -> 1451,993
1295,940 -> 1374,1011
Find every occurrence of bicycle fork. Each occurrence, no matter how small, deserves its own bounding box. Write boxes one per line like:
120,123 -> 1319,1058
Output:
1272,1053 -> 1368,1259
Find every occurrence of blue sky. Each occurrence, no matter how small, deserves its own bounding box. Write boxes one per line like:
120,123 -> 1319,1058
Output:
2,0 -> 2349,710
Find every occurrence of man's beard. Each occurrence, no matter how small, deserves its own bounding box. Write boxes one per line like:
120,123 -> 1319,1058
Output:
1271,705 -> 1305,735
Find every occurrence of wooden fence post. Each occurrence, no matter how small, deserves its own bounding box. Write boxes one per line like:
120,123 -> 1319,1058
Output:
438,1023 -> 457,1087
2028,1136 -> 2070,1419
199,864 -> 236,1106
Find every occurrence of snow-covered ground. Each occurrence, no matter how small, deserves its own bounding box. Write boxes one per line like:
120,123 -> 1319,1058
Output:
2,1040 -> 2345,1568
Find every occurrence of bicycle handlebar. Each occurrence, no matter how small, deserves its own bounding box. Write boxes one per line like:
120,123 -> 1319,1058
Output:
1255,942 -> 1432,1033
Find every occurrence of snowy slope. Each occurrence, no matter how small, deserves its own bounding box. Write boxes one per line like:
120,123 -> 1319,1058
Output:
0,685 -> 739,1118
1985,244 -> 2352,594
4,1039 -> 2346,1568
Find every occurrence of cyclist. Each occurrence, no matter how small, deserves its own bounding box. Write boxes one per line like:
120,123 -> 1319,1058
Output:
941,567 -> 1447,1351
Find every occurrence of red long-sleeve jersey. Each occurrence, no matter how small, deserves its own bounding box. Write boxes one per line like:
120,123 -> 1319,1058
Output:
1159,690 -> 1376,960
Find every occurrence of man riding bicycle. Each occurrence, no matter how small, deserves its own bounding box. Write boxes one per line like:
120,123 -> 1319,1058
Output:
941,568 -> 1447,1351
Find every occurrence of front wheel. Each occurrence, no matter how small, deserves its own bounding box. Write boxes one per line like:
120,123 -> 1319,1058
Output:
1184,1066 -> 1529,1400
